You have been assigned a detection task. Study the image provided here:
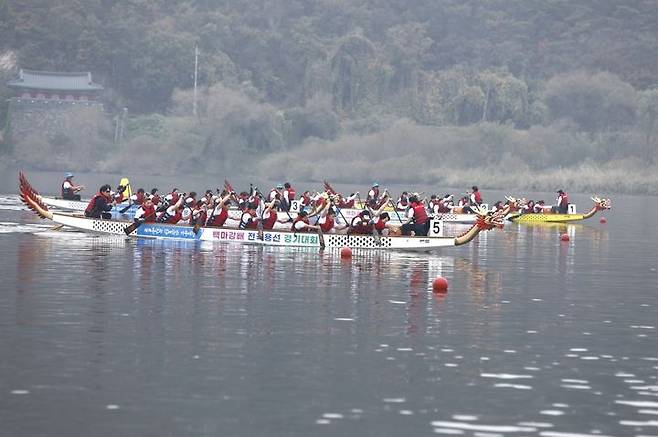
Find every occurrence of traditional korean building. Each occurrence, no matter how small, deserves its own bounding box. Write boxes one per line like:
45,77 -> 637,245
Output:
7,69 -> 103,101
5,69 -> 105,149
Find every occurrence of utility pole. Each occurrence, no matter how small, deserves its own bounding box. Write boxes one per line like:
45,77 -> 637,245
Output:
193,44 -> 199,116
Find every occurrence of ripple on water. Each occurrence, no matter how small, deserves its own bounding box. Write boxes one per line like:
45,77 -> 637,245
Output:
430,421 -> 537,433
10,390 -> 29,395
494,383 -> 533,390
480,373 -> 533,380
539,432 -> 612,437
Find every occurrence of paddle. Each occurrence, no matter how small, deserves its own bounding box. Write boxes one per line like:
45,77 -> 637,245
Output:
380,189 -> 403,223
192,207 -> 206,234
123,212 -> 156,235
119,201 -> 133,214
356,192 -> 364,210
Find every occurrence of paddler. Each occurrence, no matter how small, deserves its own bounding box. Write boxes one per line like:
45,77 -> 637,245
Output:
207,190 -> 237,228
469,186 -> 482,206
396,191 -> 409,211
260,200 -> 290,230
130,188 -> 146,205
156,194 -> 185,224
400,194 -> 430,236
84,184 -> 115,219
291,210 -> 321,233
366,182 -> 381,209
554,189 -> 569,214
133,197 -> 156,223
349,209 -> 373,234
61,172 -> 84,200
281,182 -> 296,211
317,207 -> 348,234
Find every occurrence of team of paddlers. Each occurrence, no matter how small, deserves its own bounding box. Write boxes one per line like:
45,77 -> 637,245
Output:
62,172 -> 569,237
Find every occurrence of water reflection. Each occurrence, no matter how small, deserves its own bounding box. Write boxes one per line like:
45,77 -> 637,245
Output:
2,193 -> 656,437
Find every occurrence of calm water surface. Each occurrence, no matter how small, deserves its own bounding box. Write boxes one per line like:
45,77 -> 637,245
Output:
0,192 -> 657,437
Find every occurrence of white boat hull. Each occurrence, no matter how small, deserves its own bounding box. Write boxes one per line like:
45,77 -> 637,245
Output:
46,213 -> 462,250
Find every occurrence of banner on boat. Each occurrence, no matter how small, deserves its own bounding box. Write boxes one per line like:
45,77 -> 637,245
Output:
137,224 -> 201,240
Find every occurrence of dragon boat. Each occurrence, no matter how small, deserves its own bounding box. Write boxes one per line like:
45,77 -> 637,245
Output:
507,197 -> 611,223
19,173 -> 505,251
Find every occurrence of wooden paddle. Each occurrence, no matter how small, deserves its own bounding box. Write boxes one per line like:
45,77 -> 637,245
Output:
317,227 -> 325,249
123,212 -> 156,235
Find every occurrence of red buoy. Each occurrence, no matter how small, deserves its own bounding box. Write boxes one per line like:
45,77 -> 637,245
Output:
432,276 -> 449,293
340,247 -> 352,259
600,217 -> 607,224
560,233 -> 570,242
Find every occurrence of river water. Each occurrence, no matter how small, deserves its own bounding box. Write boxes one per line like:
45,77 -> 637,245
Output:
0,186 -> 657,437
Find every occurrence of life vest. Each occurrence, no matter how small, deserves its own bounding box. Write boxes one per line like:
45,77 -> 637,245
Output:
269,189 -> 280,201
207,208 -> 228,227
61,180 -> 73,199
292,216 -> 310,232
559,193 -> 569,207
261,210 -> 278,229
374,218 -> 386,232
314,197 -> 327,211
367,187 -> 380,207
300,193 -> 311,206
350,214 -> 372,234
319,215 -> 334,232
167,191 -> 180,205
151,194 -> 161,206
158,206 -> 181,224
138,203 -> 156,223
240,210 -> 258,229
191,208 -> 207,226
473,191 -> 482,204
285,187 -> 296,200
84,193 -> 110,217
133,191 -> 145,205
164,210 -> 182,224
412,203 -> 428,225
397,197 -> 408,211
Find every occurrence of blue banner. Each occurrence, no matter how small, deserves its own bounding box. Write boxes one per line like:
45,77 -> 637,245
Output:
136,224 -> 200,240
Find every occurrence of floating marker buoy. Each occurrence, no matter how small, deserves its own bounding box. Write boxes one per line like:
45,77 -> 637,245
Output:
340,247 -> 352,259
600,217 -> 607,224
560,233 -> 570,242
432,276 -> 448,293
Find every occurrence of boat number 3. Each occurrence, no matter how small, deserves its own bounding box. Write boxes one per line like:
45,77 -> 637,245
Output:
429,219 -> 444,237
290,200 -> 301,213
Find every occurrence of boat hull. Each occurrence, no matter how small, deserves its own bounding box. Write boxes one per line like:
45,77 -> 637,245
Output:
46,213 -> 460,250
509,213 -> 586,223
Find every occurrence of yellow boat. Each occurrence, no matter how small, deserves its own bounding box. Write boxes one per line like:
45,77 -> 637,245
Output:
508,197 -> 611,223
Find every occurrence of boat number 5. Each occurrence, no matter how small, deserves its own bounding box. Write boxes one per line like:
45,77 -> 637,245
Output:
429,219 -> 444,237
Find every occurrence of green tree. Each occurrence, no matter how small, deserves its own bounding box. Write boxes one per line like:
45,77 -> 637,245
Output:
543,71 -> 637,134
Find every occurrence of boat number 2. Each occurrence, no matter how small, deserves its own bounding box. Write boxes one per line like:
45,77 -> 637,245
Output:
429,219 -> 444,237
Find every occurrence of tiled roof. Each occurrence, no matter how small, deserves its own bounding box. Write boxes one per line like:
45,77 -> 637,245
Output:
7,69 -> 103,91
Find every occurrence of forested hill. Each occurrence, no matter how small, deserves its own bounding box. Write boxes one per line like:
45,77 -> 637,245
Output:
1,0 -> 658,193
